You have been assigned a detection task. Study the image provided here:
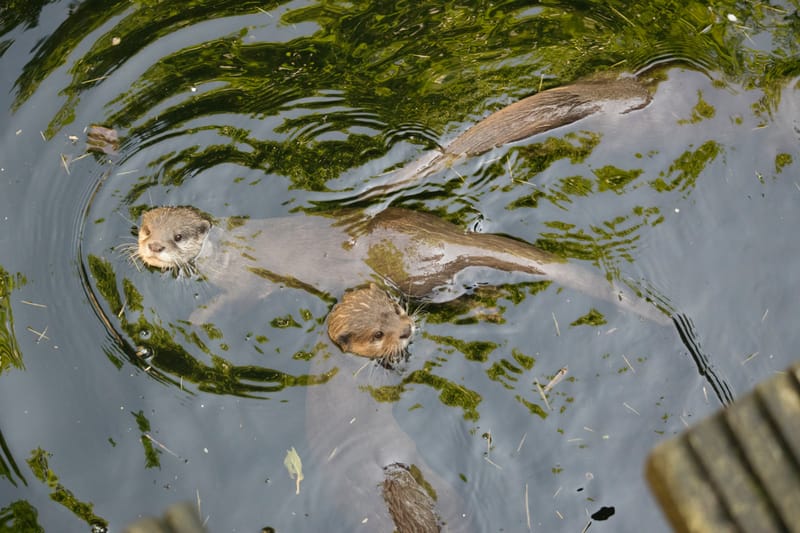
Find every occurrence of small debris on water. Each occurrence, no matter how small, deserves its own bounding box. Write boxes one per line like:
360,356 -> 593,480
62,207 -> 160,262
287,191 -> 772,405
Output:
20,300 -> 47,308
86,125 -> 119,155
543,366 -> 568,392
26,325 -> 49,343
534,379 -> 551,411
621,354 -> 635,373
60,153 -> 71,175
591,506 -> 615,521
483,456 -> 502,470
623,402 -> 640,415
524,483 -> 531,530
515,432 -> 527,454
741,351 -> 759,365
284,447 -> 304,495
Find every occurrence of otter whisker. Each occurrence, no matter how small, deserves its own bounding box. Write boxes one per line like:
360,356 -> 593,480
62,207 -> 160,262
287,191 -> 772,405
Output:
114,209 -> 137,227
116,241 -> 145,272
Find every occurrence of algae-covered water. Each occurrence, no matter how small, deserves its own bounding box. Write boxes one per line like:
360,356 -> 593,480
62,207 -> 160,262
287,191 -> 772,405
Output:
1,1 -> 798,531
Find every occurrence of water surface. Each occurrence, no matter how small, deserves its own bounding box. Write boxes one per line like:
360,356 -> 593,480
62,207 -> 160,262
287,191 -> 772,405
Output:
0,1 -> 798,531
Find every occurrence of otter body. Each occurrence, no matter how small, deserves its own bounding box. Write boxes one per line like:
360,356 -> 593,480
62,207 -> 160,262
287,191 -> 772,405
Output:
137,206 -> 668,328
360,76 -> 651,199
305,352 -> 460,532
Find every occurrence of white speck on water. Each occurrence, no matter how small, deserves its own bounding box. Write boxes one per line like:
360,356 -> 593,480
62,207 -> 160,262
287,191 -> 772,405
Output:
727,13 -> 738,22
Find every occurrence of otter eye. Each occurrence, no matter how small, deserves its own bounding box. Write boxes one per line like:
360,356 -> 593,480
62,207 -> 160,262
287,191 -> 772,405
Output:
372,330 -> 384,341
174,233 -> 183,242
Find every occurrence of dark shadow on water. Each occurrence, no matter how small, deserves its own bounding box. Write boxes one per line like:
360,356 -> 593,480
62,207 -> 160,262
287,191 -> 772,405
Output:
673,313 -> 734,407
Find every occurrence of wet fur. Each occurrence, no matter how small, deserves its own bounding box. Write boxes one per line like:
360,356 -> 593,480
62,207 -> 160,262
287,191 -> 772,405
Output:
328,283 -> 415,366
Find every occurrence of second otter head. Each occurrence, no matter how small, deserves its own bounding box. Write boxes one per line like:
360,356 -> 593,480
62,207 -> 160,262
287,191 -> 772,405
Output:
137,206 -> 211,273
328,283 -> 415,365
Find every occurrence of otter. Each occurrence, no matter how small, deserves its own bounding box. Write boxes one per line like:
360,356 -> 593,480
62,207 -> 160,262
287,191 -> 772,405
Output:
135,205 -> 669,342
358,75 -> 651,199
133,205 -> 667,532
327,283 -> 415,367
135,207 -> 471,531
304,350 -> 461,532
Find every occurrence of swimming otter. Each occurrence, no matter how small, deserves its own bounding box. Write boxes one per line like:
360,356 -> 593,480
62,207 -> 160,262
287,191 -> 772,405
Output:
327,283 -> 415,366
358,76 -> 651,199
305,350 -> 460,532
135,207 -> 465,531
133,205 -> 666,531
135,205 -> 669,344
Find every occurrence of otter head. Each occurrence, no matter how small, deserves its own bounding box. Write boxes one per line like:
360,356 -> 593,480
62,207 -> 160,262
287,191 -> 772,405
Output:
137,206 -> 211,273
328,283 -> 415,366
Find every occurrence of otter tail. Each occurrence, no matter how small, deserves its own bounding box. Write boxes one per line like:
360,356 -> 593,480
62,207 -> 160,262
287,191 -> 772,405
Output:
353,150 -> 459,204
540,261 -> 673,326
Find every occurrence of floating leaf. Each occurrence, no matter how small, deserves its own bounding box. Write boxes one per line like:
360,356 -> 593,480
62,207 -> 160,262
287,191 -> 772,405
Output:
283,447 -> 304,495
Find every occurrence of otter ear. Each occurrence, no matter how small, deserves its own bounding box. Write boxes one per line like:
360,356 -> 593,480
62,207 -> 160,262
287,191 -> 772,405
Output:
198,219 -> 211,234
336,332 -> 352,351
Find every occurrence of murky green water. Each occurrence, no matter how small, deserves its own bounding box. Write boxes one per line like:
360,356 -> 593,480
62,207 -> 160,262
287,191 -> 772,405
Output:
1,1 -> 798,531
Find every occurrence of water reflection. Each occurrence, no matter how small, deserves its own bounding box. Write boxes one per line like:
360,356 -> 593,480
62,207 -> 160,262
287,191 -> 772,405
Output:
85,254 -> 334,397
0,428 -> 27,489
0,267 -> 24,373
3,0 -> 799,530
0,499 -> 42,531
26,448 -> 108,530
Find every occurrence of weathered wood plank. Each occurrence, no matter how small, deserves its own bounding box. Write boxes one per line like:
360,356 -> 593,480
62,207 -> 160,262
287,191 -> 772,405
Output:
646,361 -> 800,533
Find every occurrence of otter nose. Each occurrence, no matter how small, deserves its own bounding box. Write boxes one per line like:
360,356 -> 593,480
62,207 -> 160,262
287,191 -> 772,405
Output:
148,242 -> 165,253
400,325 -> 412,340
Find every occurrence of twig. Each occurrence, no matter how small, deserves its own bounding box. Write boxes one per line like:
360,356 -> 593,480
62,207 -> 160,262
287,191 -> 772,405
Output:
533,379 -> 551,411
543,366 -> 568,392
623,402 -> 640,415
483,456 -> 502,470
27,326 -> 49,343
741,351 -> 759,365
621,354 -> 635,373
60,153 -> 71,175
516,432 -> 527,454
144,433 -> 180,458
525,483 -> 531,530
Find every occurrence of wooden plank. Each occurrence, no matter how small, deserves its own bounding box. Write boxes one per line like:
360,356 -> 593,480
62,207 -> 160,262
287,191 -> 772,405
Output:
646,361 -> 800,533
726,384 -> 800,528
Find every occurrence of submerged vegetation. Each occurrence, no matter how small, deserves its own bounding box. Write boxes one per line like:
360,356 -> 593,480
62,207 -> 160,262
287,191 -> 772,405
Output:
0,1 -> 797,527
